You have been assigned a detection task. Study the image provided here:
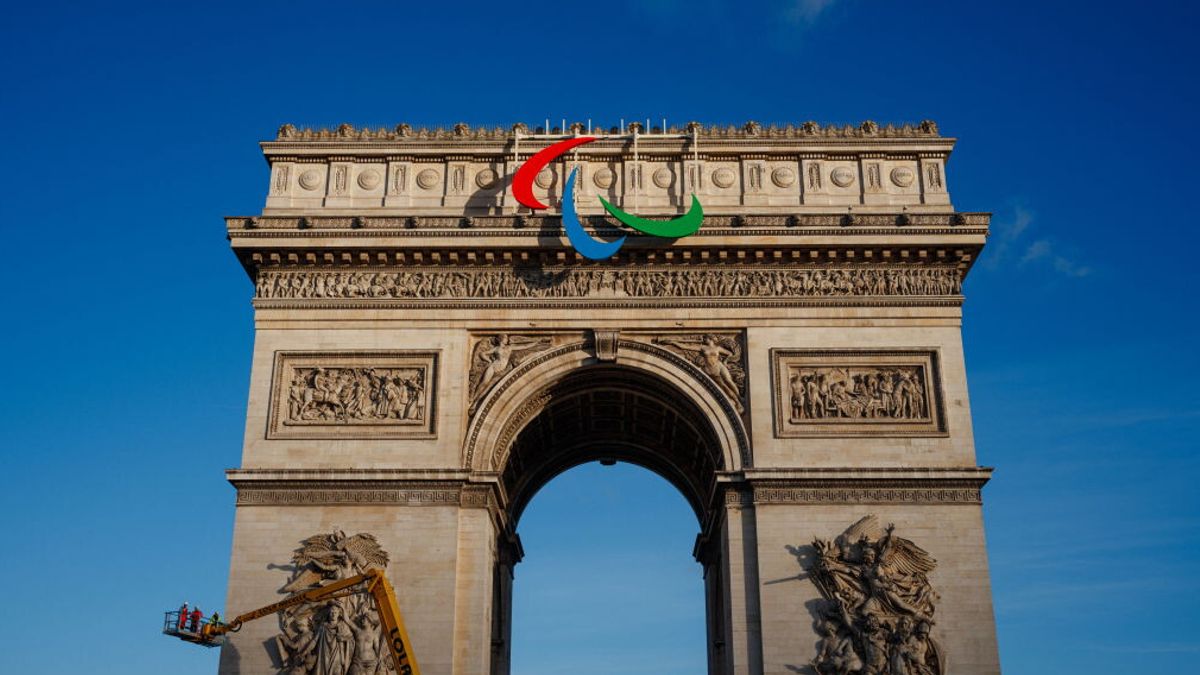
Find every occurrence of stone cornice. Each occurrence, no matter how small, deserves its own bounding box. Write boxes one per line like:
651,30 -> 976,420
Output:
225,213 -> 989,284
718,467 -> 993,506
226,212 -> 988,233
226,467 -> 991,509
270,120 -> 945,145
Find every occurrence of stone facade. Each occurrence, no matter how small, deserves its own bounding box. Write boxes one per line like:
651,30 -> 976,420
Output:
219,121 -> 1000,675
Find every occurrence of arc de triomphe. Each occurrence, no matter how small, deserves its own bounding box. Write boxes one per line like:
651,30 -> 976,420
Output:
219,120 -> 1001,675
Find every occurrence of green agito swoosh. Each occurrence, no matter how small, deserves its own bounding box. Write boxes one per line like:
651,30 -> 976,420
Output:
597,194 -> 704,238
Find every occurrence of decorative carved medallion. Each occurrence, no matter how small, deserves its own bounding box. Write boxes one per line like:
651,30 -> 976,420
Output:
356,169 -> 381,190
831,166 -> 856,188
268,351 -> 439,439
475,168 -> 498,189
592,167 -> 614,189
298,169 -> 322,191
534,168 -> 553,189
772,166 -> 796,188
712,167 -> 736,188
415,168 -> 440,190
890,166 -> 915,188
804,516 -> 944,675
651,332 -> 746,413
467,334 -> 554,414
271,530 -> 391,675
652,167 -> 673,189
772,350 -> 945,437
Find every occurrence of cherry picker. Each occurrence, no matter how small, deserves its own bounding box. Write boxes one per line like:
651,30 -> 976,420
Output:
163,568 -> 421,675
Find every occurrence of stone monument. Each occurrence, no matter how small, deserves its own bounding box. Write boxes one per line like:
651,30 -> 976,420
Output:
218,120 -> 1001,674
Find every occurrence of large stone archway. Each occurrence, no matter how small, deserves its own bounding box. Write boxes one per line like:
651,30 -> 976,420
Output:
220,121 -> 1001,675
463,338 -> 754,673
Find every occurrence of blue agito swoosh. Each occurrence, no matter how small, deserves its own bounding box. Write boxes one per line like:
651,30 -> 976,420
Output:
562,167 -> 625,260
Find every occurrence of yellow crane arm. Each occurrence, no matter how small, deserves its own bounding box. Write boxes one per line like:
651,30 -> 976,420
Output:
203,568 -> 421,675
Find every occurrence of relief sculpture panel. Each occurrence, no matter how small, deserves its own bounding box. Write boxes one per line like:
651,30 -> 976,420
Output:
772,350 -> 945,437
467,333 -> 556,414
801,516 -> 944,675
268,351 -> 438,439
649,332 -> 747,414
272,530 -> 391,675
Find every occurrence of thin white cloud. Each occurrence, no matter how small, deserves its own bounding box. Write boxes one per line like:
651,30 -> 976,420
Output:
1020,239 -> 1051,264
984,205 -> 1092,278
1052,255 -> 1092,277
785,0 -> 839,23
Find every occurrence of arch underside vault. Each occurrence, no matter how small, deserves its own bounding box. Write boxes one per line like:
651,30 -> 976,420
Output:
500,364 -> 723,525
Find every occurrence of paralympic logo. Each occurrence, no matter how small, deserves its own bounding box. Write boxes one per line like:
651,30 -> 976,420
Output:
511,137 -> 704,259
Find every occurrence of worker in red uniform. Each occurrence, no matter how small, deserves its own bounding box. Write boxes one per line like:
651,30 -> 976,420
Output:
189,607 -> 203,633
178,602 -> 189,630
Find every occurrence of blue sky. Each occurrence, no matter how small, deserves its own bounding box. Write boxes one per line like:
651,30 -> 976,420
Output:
1,1 -> 1197,673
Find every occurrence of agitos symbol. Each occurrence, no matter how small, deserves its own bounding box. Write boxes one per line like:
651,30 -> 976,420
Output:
512,136 -> 704,259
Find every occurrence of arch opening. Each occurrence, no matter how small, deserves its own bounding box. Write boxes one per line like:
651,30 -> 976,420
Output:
510,462 -> 708,675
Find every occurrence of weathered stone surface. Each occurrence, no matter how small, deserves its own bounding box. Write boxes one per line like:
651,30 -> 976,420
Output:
219,121 -> 1000,675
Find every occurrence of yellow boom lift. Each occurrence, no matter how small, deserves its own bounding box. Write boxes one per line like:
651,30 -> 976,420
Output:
163,568 -> 421,675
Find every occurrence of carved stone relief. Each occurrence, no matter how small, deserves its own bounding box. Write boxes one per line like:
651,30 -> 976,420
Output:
415,168 -> 440,190
268,351 -> 438,439
331,165 -> 348,195
467,334 -> 555,414
475,168 -> 498,189
272,165 -> 290,194
866,163 -> 882,191
356,169 -> 381,191
388,164 -> 407,195
650,332 -> 746,413
593,329 -> 619,362
890,166 -> 915,188
925,163 -> 942,189
271,530 -> 391,675
831,167 -> 856,188
808,163 -> 823,189
772,350 -> 945,437
299,169 -> 323,191
449,165 -> 467,194
256,267 -> 962,303
592,167 -> 615,189
803,516 -> 944,675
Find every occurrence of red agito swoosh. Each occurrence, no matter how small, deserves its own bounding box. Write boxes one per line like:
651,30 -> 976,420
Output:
512,136 -> 597,209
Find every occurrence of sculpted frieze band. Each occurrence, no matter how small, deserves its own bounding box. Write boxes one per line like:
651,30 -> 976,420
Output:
772,350 -> 946,437
255,267 -> 961,302
268,351 -> 439,439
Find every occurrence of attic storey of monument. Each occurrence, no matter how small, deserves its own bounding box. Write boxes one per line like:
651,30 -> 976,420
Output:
219,120 -> 1001,675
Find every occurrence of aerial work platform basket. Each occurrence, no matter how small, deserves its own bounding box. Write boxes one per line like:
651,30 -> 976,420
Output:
163,569 -> 421,673
162,611 -> 225,647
